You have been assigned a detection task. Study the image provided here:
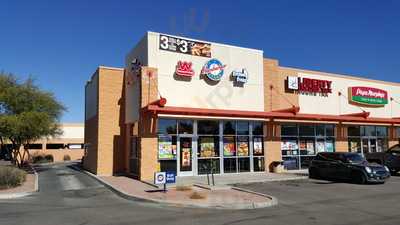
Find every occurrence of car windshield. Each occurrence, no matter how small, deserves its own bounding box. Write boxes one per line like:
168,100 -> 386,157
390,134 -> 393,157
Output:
344,154 -> 365,163
389,145 -> 400,153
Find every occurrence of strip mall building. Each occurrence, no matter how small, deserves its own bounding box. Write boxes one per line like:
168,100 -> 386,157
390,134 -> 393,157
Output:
84,32 -> 400,181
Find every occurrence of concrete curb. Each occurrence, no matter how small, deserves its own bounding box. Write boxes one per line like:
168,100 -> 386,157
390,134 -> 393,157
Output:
231,187 -> 278,209
74,165 -> 278,210
0,164 -> 39,199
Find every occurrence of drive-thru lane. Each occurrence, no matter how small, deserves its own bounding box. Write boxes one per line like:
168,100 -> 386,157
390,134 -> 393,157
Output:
1,163 -> 400,225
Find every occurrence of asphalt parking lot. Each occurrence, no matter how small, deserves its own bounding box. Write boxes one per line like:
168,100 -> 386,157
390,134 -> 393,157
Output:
1,163 -> 400,225
235,175 -> 400,224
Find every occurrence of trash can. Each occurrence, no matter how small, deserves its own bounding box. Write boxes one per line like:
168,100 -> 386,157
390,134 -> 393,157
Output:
272,160 -> 285,173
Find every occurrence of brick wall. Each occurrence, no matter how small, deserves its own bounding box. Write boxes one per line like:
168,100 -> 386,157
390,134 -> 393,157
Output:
84,115 -> 98,173
264,59 -> 299,112
96,67 -> 125,176
138,67 -> 159,181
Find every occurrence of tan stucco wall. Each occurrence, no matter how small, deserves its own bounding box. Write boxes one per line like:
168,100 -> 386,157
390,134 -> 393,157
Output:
264,59 -> 299,112
29,149 -> 84,162
95,67 -> 125,176
84,115 -> 98,173
138,67 -> 159,181
264,122 -> 282,172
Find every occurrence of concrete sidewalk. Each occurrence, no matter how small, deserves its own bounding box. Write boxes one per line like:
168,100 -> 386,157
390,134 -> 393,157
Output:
80,169 -> 310,209
172,171 -> 308,187
95,175 -> 277,209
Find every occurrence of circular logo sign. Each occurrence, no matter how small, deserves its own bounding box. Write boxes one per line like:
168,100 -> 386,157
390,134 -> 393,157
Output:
201,59 -> 226,81
157,174 -> 164,182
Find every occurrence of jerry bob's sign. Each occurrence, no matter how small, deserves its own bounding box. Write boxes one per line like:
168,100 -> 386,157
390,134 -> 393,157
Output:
349,86 -> 388,106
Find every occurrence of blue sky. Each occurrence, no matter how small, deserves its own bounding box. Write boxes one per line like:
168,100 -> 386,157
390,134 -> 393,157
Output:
1,0 -> 399,122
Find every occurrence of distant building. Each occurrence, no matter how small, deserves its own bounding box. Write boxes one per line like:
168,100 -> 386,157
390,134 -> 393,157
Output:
28,123 -> 84,162
0,123 -> 84,162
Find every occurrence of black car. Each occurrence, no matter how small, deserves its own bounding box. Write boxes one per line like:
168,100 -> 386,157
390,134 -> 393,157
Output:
309,152 -> 390,184
365,144 -> 400,175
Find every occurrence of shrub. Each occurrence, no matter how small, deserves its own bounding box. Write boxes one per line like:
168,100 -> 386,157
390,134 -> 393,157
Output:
176,185 -> 192,191
44,154 -> 54,162
31,154 -> 45,164
63,154 -> 71,161
189,191 -> 207,200
31,153 -> 54,164
0,166 -> 27,189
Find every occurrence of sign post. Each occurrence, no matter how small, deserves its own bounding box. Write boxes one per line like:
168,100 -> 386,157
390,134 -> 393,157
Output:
153,171 -> 176,193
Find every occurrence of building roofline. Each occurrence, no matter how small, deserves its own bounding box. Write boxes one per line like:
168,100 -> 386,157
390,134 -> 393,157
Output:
278,65 -> 400,87
98,66 -> 124,71
147,31 -> 264,54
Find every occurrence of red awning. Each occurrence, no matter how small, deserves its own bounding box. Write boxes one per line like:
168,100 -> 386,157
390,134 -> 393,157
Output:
143,104 -> 400,124
340,111 -> 370,119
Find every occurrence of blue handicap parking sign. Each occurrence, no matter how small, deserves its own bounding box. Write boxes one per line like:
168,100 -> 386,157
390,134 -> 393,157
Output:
165,171 -> 176,184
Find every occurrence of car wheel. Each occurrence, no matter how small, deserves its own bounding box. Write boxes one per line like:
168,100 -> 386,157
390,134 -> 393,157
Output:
309,168 -> 320,179
390,170 -> 398,176
353,172 -> 367,184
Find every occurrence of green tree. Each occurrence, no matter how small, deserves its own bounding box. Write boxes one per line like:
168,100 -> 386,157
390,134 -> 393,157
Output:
0,73 -> 66,166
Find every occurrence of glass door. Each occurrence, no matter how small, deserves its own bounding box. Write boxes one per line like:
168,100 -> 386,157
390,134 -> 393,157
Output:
361,138 -> 369,155
361,138 -> 378,155
369,139 -> 377,153
177,136 -> 194,176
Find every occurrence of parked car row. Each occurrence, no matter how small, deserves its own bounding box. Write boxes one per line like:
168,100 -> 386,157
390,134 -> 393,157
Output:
365,144 -> 400,175
309,152 -> 391,184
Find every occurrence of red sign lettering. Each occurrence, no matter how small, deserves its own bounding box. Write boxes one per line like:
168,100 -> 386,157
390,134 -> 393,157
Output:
175,61 -> 195,77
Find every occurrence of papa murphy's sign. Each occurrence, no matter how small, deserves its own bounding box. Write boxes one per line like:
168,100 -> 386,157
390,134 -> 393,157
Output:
349,87 -> 388,106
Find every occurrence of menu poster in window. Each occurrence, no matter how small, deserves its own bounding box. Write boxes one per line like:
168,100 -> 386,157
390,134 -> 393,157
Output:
316,141 -> 325,153
223,137 -> 235,156
237,136 -> 249,156
350,141 -> 358,152
299,140 -> 306,151
306,141 -> 315,154
200,137 -> 215,157
253,137 -> 263,155
181,148 -> 191,167
158,136 -> 175,159
281,140 -> 298,151
326,141 -> 334,152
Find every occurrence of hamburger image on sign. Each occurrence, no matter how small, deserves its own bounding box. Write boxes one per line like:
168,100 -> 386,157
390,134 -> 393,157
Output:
348,86 -> 389,106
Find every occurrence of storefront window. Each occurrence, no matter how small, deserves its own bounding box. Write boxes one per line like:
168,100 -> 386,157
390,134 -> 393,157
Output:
198,136 -> 219,157
157,116 -> 178,173
348,126 -> 360,137
282,124 -> 298,136
376,126 -> 388,137
222,121 -> 264,173
158,119 -> 265,175
362,126 -> 376,137
252,122 -> 263,135
237,121 -> 249,135
326,125 -> 334,137
223,121 -> 235,135
198,120 -> 219,135
178,120 -> 193,134
316,125 -> 325,137
348,138 -> 361,153
299,125 -> 315,136
281,124 -> 336,170
347,126 -> 389,155
197,120 -> 220,175
158,119 -> 177,134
